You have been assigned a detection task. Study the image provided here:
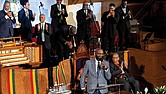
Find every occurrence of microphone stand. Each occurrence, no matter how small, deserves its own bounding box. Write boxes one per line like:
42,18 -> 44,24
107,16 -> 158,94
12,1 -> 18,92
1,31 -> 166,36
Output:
39,5 -> 41,15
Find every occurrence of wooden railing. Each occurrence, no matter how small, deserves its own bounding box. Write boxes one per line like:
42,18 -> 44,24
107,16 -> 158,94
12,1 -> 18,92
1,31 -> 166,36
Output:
134,0 -> 155,19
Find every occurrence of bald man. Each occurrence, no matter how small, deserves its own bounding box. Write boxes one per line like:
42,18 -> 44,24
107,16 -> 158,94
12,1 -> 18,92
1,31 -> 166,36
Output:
80,48 -> 111,94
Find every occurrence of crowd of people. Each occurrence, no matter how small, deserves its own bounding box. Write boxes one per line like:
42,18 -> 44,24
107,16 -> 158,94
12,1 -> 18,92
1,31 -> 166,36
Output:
0,0 -> 140,93
79,48 -> 140,94
0,0 -> 133,59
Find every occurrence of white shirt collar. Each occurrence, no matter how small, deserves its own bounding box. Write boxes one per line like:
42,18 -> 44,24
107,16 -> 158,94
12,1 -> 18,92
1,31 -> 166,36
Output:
95,58 -> 101,72
4,9 -> 9,13
41,22 -> 45,25
24,8 -> 28,12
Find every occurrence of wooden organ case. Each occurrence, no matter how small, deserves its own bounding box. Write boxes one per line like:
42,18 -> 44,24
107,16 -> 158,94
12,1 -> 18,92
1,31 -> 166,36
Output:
23,44 -> 42,67
0,37 -> 42,68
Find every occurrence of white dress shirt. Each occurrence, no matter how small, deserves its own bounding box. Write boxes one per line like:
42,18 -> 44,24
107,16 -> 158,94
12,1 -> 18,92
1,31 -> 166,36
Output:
122,7 -> 126,14
57,4 -> 61,11
41,22 -> 45,42
95,59 -> 101,73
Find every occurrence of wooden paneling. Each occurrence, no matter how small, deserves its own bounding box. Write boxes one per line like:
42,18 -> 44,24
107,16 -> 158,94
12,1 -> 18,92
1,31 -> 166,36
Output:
129,48 -> 166,87
101,0 -> 122,14
0,59 -> 73,94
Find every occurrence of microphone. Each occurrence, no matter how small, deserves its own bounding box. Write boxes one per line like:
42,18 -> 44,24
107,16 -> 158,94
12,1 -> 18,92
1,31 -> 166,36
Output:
101,61 -> 108,70
40,2 -> 43,7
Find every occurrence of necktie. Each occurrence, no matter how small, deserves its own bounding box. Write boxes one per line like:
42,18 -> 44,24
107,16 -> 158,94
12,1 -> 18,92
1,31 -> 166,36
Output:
41,24 -> 45,42
58,4 -> 61,11
97,61 -> 101,76
26,11 -> 29,19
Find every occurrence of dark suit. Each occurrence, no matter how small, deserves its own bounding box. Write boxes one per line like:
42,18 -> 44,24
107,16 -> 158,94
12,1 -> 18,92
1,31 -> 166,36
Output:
116,6 -> 132,50
50,4 -> 68,32
35,23 -> 52,50
0,10 -> 16,38
18,8 -> 35,41
109,61 -> 140,94
51,25 -> 73,62
76,9 -> 92,49
34,23 -> 53,88
101,11 -> 119,53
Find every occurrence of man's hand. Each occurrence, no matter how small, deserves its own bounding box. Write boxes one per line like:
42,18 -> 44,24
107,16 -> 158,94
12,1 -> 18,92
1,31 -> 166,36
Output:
120,68 -> 125,74
37,24 -> 40,31
110,11 -> 115,17
61,8 -> 65,14
101,62 -> 108,70
107,11 -> 115,18
33,13 -> 36,18
6,11 -> 12,18
45,24 -> 48,31
65,41 -> 73,49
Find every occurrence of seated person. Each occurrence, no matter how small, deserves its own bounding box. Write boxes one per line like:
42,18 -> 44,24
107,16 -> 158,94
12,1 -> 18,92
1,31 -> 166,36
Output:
109,53 -> 140,94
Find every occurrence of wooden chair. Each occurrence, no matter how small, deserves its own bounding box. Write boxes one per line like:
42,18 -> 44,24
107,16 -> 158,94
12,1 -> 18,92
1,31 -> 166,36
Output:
73,43 -> 90,93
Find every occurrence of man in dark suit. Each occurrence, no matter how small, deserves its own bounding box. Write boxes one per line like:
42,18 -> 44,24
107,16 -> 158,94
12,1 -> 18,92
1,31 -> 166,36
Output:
101,3 -> 119,53
116,0 -> 132,51
51,25 -> 73,63
34,14 -> 53,88
50,0 -> 68,33
0,1 -> 16,38
76,1 -> 92,49
80,48 -> 111,94
34,14 -> 52,61
18,1 -> 36,41
55,25 -> 75,62
109,53 -> 140,94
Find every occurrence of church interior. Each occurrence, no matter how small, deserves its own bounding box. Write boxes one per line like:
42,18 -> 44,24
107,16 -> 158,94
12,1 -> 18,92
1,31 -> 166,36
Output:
0,0 -> 166,94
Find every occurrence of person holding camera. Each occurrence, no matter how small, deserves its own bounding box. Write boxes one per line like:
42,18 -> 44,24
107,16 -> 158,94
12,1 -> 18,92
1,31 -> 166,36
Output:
80,48 -> 111,94
101,3 -> 119,53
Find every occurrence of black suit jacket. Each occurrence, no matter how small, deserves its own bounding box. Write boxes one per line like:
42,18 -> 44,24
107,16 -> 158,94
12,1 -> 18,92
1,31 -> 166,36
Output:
18,8 -> 35,30
109,61 -> 130,79
51,4 -> 68,31
116,6 -> 132,32
34,23 -> 52,49
101,11 -> 119,38
76,9 -> 92,39
0,10 -> 16,38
